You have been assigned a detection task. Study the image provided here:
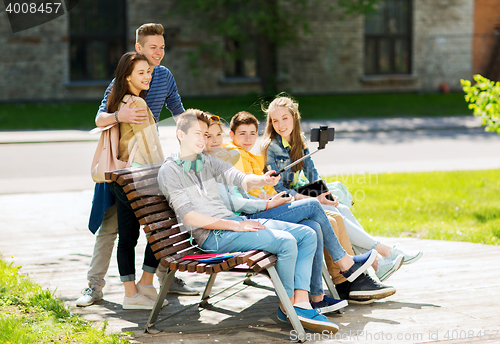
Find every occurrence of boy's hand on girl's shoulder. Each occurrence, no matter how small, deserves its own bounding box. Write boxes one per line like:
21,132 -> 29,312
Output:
263,170 -> 280,186
118,98 -> 148,124
232,220 -> 266,232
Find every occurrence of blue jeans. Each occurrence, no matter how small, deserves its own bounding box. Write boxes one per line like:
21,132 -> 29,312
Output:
201,217 -> 316,298
322,204 -> 379,254
244,198 -> 346,296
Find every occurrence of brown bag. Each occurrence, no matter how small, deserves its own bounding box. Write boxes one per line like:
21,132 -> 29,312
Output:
90,123 -> 138,183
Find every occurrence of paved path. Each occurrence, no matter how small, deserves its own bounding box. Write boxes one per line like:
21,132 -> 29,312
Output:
1,115 -> 500,194
1,190 -> 499,344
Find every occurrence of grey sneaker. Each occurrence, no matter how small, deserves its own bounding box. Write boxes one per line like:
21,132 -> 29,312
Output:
76,286 -> 103,307
375,254 -> 404,282
122,293 -> 156,310
167,277 -> 200,296
136,283 -> 168,307
391,244 -> 423,265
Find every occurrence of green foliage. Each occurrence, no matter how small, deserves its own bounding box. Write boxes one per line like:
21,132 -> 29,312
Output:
0,258 -> 130,344
337,0 -> 381,16
326,169 -> 500,245
461,74 -> 500,134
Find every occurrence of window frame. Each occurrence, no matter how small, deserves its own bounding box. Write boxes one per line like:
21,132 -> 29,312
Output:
68,0 -> 127,82
364,0 -> 413,76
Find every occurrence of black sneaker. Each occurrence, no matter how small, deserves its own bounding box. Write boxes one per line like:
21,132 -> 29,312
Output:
349,273 -> 396,301
334,280 -> 351,300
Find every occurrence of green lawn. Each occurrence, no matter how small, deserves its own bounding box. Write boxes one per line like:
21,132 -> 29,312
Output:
326,169 -> 500,245
0,92 -> 470,130
0,258 -> 131,344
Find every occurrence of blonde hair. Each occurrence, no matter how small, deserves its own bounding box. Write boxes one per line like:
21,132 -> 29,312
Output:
261,94 -> 306,172
136,23 -> 164,46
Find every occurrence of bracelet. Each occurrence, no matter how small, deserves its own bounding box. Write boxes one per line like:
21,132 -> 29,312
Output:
265,200 -> 270,211
114,111 -> 121,124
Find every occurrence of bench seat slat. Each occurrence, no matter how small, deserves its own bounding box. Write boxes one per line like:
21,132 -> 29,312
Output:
139,210 -> 177,226
150,233 -> 191,252
123,177 -> 159,193
247,251 -> 273,266
253,255 -> 278,273
154,241 -> 192,260
126,187 -> 161,202
131,196 -> 165,210
135,203 -> 170,219
144,219 -> 179,233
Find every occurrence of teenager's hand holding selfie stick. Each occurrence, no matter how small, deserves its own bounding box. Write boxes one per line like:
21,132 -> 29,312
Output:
270,126 -> 335,177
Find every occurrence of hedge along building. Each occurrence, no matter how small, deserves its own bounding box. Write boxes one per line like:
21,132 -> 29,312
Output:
1,0 -> 499,103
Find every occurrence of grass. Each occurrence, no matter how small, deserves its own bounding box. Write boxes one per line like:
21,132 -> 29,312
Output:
0,258 -> 130,344
0,92 -> 470,130
325,169 -> 500,245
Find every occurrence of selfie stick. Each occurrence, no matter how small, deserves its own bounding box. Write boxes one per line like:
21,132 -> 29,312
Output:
270,126 -> 333,177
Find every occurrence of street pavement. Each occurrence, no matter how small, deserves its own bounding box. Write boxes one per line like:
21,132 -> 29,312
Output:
1,115 -> 500,343
1,115 -> 500,194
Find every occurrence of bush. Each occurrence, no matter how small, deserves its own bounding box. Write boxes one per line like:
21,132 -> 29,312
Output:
461,74 -> 500,133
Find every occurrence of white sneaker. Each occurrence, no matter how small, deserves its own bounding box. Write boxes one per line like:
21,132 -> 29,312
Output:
136,283 -> 168,307
391,245 -> 423,265
375,254 -> 404,282
76,286 -> 103,307
122,293 -> 156,310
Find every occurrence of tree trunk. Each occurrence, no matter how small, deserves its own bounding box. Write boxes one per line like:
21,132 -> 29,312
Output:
256,0 -> 278,95
256,34 -> 278,95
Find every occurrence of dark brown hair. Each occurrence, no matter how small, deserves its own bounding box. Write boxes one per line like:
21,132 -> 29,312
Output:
107,52 -> 149,113
229,111 -> 259,132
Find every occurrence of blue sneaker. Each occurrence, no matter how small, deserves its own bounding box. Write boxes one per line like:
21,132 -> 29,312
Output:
340,249 -> 377,282
277,307 -> 288,323
311,295 -> 348,314
294,307 -> 339,334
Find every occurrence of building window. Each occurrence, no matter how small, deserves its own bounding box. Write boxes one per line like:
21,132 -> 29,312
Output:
364,0 -> 412,75
224,38 -> 257,79
69,0 -> 127,81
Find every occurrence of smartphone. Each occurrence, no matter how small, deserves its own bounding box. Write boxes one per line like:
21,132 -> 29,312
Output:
311,126 -> 335,143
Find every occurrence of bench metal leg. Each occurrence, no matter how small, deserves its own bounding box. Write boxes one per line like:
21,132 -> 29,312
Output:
322,260 -> 340,299
200,273 -> 217,308
145,269 -> 176,333
266,265 -> 306,342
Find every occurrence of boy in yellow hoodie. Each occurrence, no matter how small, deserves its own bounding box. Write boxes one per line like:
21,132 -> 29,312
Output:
224,111 -> 277,198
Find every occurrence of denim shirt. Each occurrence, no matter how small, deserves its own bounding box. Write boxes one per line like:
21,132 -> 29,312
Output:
266,135 -> 320,196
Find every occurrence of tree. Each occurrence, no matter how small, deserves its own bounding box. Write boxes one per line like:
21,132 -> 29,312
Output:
461,75 -> 500,134
169,0 -> 380,95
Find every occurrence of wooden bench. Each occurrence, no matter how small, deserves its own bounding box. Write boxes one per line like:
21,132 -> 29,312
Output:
106,163 -> 340,340
106,164 -> 310,340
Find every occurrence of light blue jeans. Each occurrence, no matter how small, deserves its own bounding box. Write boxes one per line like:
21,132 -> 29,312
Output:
200,216 -> 316,298
322,204 -> 380,254
245,198 -> 346,296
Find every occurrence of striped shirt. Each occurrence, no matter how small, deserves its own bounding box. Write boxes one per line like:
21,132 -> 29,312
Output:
97,65 -> 185,121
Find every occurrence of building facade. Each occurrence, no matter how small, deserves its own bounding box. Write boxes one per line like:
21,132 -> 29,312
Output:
0,0 -> 498,102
